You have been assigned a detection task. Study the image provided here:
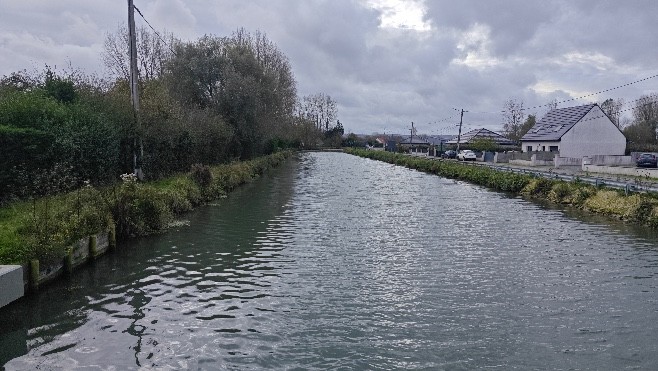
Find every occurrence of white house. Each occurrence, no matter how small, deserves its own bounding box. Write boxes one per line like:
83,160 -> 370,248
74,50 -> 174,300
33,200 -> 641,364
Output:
520,103 -> 626,158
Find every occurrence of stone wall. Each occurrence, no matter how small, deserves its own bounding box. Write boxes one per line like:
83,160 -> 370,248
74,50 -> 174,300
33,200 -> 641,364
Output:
555,157 -> 582,167
584,155 -> 634,166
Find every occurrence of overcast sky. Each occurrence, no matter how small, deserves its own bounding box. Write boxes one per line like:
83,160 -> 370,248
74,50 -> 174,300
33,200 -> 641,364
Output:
1,0 -> 656,135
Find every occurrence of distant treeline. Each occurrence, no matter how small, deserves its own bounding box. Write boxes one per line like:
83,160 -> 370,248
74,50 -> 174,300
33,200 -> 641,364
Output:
0,27 -> 341,204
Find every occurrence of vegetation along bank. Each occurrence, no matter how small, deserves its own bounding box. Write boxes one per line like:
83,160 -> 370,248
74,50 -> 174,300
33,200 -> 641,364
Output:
0,151 -> 292,273
345,148 -> 658,229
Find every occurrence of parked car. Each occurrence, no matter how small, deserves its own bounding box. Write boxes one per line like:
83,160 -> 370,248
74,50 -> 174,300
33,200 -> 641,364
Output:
442,150 -> 457,159
636,153 -> 658,168
457,150 -> 477,161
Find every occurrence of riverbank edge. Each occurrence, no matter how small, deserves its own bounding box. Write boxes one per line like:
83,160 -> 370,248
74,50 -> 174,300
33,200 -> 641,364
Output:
0,150 -> 294,301
345,148 -> 658,229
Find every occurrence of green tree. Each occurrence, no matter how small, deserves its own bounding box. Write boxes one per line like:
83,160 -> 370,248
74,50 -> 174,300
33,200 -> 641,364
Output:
470,138 -> 498,152
624,121 -> 656,146
44,69 -> 77,104
164,31 -> 299,159
519,114 -> 536,138
324,120 -> 344,148
632,94 -> 658,142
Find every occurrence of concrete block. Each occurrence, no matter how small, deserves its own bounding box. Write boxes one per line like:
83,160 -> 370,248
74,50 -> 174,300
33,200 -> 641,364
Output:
0,265 -> 24,308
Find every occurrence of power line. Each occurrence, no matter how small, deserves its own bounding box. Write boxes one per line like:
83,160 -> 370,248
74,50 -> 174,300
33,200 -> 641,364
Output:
133,4 -> 177,55
527,74 -> 658,112
456,73 -> 658,116
429,114 -> 456,125
576,96 -> 658,125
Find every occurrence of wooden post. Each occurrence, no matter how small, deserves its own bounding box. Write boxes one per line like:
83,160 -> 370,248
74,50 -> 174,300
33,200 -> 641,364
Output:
108,224 -> 117,251
89,235 -> 98,259
65,248 -> 74,274
29,259 -> 39,292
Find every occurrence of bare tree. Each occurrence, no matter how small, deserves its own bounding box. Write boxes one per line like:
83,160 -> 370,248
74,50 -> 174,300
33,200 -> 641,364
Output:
600,98 -> 624,128
632,94 -> 658,140
102,24 -> 175,81
501,98 -> 525,142
300,93 -> 337,131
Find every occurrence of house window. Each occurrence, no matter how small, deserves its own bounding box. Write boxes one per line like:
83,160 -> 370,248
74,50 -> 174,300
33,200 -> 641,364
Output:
549,146 -> 559,152
526,146 -> 533,152
541,146 -> 546,151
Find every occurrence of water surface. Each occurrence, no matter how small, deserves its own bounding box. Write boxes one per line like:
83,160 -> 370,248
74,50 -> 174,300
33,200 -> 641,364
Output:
2,152 -> 658,370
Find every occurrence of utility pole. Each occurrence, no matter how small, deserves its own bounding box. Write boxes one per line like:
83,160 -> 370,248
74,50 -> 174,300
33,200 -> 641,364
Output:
456,109 -> 466,152
128,0 -> 143,179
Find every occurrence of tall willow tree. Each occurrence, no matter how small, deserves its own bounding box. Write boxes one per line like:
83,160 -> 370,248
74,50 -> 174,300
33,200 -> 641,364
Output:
165,30 -> 298,159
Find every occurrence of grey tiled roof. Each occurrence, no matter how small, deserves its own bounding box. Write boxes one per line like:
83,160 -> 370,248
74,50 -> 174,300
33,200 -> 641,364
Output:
521,103 -> 597,141
399,136 -> 430,145
447,128 -> 514,145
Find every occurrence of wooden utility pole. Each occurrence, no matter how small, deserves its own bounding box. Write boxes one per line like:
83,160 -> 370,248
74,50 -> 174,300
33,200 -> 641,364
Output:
128,0 -> 143,179
456,109 -> 466,152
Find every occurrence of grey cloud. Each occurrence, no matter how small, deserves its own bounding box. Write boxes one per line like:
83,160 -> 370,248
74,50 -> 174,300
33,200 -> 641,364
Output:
424,0 -> 559,56
0,0 -> 655,134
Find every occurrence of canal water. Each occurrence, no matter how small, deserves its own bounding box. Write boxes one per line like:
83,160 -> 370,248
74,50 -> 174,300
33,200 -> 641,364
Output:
2,151 -> 658,370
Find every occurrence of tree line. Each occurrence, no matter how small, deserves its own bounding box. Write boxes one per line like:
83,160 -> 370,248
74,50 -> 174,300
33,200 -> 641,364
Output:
0,27 -> 340,204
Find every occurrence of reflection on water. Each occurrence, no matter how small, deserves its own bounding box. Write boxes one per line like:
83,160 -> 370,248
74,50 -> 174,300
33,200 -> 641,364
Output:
2,152 -> 658,369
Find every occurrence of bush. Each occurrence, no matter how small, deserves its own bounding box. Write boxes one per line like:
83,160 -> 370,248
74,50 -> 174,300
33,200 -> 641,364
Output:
521,178 -> 555,198
110,175 -> 172,238
583,190 -> 658,222
190,163 -> 213,188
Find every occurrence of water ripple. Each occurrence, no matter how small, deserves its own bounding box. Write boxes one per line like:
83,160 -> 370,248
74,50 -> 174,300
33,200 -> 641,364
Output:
5,153 -> 658,369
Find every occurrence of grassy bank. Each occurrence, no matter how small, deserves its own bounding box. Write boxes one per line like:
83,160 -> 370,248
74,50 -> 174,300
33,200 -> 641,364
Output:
345,148 -> 658,228
0,151 -> 292,265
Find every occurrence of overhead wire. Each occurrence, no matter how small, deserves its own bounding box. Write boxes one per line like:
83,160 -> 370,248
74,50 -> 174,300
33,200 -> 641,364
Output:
133,4 -> 177,55
574,96 -> 658,125
453,74 -> 658,117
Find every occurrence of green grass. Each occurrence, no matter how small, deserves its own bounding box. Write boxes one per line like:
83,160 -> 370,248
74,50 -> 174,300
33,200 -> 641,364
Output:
0,150 -> 293,265
0,201 -> 33,264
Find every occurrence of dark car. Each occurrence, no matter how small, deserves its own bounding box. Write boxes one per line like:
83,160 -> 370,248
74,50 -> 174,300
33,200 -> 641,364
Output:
442,150 -> 457,159
636,153 -> 658,168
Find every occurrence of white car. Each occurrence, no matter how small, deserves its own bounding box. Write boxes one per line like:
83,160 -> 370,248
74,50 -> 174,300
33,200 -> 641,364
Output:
457,150 -> 477,161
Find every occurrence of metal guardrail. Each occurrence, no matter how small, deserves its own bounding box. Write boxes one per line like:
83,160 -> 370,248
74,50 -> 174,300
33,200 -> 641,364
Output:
474,162 -> 658,194
419,154 -> 658,194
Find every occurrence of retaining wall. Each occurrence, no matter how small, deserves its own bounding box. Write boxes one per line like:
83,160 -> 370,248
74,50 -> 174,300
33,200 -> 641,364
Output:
0,265 -> 23,308
1,228 -> 114,309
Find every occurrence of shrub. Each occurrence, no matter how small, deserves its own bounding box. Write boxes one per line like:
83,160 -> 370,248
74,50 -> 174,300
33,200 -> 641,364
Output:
548,182 -> 572,204
110,175 -> 172,238
521,178 -> 555,198
582,190 -> 658,221
190,163 -> 213,188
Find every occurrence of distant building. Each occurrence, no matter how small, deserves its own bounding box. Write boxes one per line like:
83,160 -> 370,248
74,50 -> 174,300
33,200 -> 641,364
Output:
425,135 -> 455,147
520,103 -> 626,158
399,136 -> 431,154
446,128 -> 514,146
